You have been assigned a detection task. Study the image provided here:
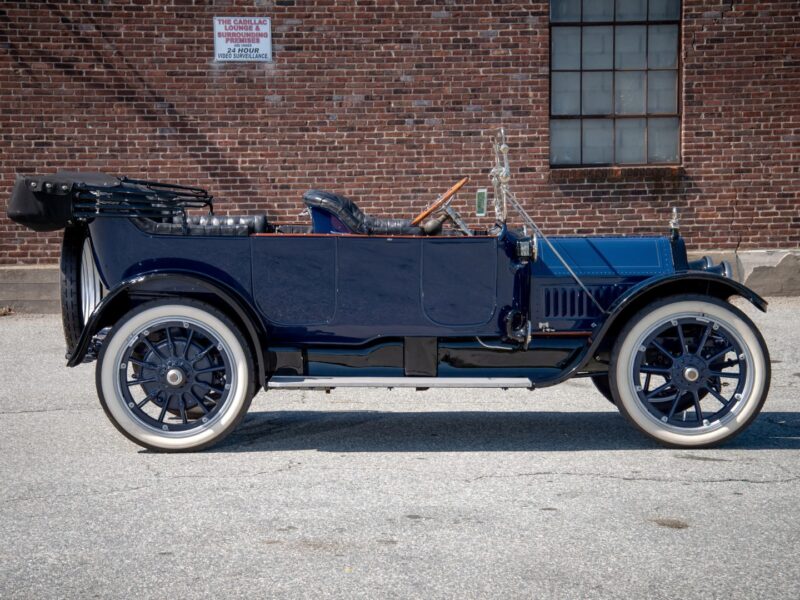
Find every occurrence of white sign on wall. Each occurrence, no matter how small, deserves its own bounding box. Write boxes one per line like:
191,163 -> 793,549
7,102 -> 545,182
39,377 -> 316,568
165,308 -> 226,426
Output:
213,17 -> 272,62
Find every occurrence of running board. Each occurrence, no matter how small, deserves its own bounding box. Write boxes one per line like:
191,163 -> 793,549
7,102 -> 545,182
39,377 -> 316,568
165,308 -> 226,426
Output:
267,376 -> 534,390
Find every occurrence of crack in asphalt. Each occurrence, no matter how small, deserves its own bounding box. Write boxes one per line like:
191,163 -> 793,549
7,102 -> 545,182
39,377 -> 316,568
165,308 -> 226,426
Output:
0,406 -> 99,415
465,471 -> 800,485
0,406 -> 101,416
3,462 -> 303,504
6,469 -> 798,505
139,458 -> 300,481
3,484 -> 156,504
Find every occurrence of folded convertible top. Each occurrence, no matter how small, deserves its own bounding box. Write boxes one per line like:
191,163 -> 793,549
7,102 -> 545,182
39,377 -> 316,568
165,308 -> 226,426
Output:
7,172 -> 212,231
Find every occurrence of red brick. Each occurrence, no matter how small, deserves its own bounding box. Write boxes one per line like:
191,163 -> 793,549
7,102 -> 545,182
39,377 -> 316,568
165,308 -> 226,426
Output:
0,0 -> 798,265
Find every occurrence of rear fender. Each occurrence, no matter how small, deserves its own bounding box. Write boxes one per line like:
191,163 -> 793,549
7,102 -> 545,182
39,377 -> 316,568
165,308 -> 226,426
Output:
67,272 -> 267,386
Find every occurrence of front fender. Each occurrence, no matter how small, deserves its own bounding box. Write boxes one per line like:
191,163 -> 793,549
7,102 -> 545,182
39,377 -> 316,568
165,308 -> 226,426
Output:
590,271 -> 766,349
535,271 -> 766,387
67,272 -> 267,386
607,271 -> 766,320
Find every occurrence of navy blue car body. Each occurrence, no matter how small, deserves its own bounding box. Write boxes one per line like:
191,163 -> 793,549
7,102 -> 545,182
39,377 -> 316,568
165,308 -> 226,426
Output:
76,214 -> 759,383
7,130 -> 770,451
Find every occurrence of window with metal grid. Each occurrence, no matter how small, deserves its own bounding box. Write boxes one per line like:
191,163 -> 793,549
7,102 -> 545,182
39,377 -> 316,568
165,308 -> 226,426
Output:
549,0 -> 681,166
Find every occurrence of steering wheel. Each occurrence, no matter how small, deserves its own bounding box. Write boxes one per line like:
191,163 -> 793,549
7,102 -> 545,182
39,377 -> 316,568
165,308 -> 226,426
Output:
410,177 -> 469,226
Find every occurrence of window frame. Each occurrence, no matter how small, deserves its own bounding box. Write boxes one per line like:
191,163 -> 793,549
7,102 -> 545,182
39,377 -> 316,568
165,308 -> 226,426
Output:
549,1 -> 682,168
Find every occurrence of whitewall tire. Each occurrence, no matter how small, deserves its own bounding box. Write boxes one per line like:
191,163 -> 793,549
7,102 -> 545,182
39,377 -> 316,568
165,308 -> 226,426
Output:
96,299 -> 255,452
609,295 -> 770,448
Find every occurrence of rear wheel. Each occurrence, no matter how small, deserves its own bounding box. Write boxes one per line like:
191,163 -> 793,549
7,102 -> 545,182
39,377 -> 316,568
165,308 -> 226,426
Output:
96,299 -> 255,452
609,295 -> 770,448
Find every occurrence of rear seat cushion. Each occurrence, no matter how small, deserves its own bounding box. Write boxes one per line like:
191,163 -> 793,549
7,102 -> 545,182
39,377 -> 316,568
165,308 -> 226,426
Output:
178,214 -> 268,234
132,214 -> 269,236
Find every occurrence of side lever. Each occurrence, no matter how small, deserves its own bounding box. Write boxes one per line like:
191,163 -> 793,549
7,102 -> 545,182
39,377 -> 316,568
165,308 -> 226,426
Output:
444,205 -> 473,236
504,309 -> 532,350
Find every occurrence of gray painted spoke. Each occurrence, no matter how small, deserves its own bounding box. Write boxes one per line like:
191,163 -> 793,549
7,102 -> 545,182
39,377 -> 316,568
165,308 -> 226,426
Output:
179,394 -> 188,425
695,323 -> 712,356
182,329 -> 194,359
666,394 -> 682,419
129,358 -> 159,370
709,370 -> 741,379
191,344 -> 215,365
639,366 -> 670,375
706,345 -> 734,364
158,394 -> 170,423
189,390 -> 210,414
652,341 -> 675,362
195,365 -> 226,375
136,389 -> 159,408
165,327 -> 176,357
693,390 -> 703,422
676,323 -> 687,353
646,381 -> 674,400
704,384 -> 730,406
142,337 -> 163,360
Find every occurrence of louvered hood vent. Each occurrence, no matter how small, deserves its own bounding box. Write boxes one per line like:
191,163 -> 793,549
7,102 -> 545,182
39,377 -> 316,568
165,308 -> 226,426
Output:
542,285 -> 626,319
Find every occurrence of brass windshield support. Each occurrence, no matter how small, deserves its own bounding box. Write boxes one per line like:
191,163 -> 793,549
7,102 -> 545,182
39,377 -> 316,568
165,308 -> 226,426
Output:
488,128 -> 608,316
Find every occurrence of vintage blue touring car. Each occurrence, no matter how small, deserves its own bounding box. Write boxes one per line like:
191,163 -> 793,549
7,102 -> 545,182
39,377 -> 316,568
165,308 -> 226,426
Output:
8,130 -> 770,451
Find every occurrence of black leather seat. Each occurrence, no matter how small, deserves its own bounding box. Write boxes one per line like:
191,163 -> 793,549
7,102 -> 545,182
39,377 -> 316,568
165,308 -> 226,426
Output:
135,214 -> 270,236
173,214 -> 268,236
303,190 -> 421,235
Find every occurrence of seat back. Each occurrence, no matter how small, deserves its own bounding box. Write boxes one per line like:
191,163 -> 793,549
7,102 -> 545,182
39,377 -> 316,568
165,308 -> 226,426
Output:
302,190 -> 366,234
302,190 -> 422,235
172,214 -> 268,236
131,214 -> 269,236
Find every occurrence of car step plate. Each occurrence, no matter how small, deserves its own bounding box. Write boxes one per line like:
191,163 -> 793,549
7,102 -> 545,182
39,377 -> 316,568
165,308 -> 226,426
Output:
267,376 -> 534,390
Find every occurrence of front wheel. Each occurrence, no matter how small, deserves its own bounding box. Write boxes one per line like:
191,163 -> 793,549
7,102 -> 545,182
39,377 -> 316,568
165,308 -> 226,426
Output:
96,299 -> 255,452
609,295 -> 770,448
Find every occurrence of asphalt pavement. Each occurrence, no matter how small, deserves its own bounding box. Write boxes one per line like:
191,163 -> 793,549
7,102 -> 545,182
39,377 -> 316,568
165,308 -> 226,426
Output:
1,298 -> 799,599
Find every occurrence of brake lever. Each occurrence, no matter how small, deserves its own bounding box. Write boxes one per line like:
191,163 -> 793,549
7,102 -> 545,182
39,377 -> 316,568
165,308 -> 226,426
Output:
444,205 -> 473,236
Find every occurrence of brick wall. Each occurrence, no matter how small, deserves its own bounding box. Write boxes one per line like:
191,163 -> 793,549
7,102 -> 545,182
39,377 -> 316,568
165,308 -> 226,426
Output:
0,0 -> 798,264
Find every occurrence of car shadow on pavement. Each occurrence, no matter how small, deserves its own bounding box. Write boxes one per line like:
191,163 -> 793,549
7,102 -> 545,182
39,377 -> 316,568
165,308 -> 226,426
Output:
210,410 -> 800,453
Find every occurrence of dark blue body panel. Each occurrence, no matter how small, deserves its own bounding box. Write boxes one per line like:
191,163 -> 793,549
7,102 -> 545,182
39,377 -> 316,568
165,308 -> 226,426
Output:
531,236 -> 675,331
88,218 -> 677,346
251,235 -> 505,343
90,218 -> 254,305
76,215 -> 768,385
536,236 -> 674,278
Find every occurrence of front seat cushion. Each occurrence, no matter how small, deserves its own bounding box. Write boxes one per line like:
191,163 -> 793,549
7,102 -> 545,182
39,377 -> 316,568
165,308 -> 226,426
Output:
302,190 -> 421,235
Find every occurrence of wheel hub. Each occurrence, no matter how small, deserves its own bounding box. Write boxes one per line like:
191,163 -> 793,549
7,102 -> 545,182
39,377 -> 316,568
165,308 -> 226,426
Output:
683,367 -> 700,382
671,354 -> 707,392
165,367 -> 186,387
118,319 -> 234,434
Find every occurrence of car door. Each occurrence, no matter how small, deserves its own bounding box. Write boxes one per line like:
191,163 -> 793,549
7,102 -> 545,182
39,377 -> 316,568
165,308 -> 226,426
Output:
251,233 -> 506,342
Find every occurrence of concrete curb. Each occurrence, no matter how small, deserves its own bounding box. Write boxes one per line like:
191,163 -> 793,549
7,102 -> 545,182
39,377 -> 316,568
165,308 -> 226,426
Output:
1,248 -> 799,314
0,266 -> 60,314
